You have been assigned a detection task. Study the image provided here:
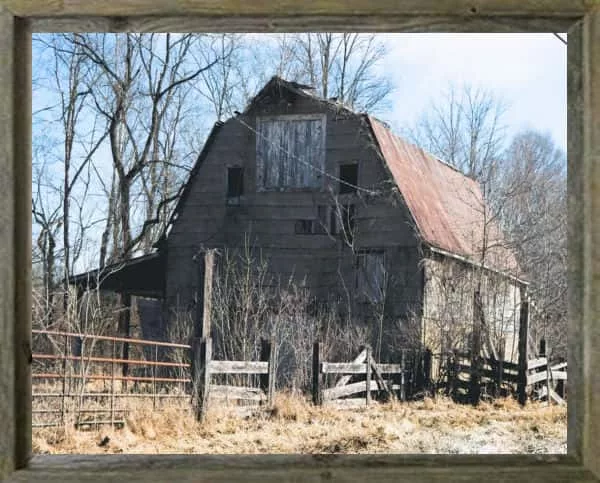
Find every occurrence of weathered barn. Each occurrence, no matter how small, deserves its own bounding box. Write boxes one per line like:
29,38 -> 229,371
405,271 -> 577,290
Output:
71,76 -> 527,369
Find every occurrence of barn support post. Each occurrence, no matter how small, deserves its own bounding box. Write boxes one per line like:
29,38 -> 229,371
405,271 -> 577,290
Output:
470,291 -> 483,405
312,342 -> 322,406
517,289 -> 530,406
191,336 -> 212,422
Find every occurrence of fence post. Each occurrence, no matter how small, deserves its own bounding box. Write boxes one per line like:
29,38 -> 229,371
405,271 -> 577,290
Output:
260,339 -> 276,406
470,291 -> 483,405
153,345 -> 158,411
61,333 -> 68,425
400,350 -> 406,402
312,342 -> 322,406
268,339 -> 276,406
545,339 -> 551,406
192,337 -> 212,421
118,293 -> 132,392
447,350 -> 457,398
365,345 -> 372,406
424,349 -> 432,396
517,290 -> 530,406
111,339 -> 116,427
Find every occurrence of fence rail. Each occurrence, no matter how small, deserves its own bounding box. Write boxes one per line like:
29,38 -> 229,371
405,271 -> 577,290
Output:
191,337 -> 276,421
449,351 -> 567,405
313,343 -> 428,406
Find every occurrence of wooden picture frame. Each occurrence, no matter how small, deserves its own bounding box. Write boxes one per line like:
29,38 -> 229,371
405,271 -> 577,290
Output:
0,1 -> 597,481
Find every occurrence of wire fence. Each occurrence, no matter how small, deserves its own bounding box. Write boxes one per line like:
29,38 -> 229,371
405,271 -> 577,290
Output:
32,329 -> 192,428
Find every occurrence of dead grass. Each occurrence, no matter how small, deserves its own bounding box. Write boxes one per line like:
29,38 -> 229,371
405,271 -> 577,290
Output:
32,392 -> 567,455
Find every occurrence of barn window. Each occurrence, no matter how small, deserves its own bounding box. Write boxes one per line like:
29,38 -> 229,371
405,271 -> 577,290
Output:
256,115 -> 326,190
356,250 -> 386,303
295,219 -> 314,234
339,163 -> 358,193
227,166 -> 244,198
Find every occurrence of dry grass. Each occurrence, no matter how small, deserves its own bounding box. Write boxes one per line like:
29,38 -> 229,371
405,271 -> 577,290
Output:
32,392 -> 567,455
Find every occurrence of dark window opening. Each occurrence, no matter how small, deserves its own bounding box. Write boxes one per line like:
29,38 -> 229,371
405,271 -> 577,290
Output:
339,163 -> 358,194
295,220 -> 314,234
227,167 -> 244,198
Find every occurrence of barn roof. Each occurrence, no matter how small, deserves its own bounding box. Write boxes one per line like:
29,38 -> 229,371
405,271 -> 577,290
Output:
366,115 -> 520,276
163,76 -> 521,277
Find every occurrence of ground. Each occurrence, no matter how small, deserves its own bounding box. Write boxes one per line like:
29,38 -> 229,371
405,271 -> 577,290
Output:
32,394 -> 567,455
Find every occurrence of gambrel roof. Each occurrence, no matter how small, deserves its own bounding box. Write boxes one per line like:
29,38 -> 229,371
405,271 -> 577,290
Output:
366,116 -> 520,276
162,76 -> 521,277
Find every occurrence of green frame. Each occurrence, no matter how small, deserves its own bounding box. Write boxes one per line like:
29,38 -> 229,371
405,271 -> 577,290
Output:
0,1 -> 598,481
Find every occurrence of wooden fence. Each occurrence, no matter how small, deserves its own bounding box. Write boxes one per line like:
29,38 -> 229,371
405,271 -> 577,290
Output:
312,343 -> 431,406
31,329 -> 192,428
449,351 -> 567,405
191,337 -> 276,421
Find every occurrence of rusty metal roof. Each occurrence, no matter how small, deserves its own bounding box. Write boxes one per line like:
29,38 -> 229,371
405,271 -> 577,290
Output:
367,116 -> 520,276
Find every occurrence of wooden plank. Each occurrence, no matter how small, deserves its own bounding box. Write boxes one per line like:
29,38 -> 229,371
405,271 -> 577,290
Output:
455,364 -> 520,383
28,15 -> 580,35
200,250 -> 216,339
209,361 -> 269,375
335,348 -> 367,387
209,385 -> 266,402
567,14 -> 585,463
322,362 -> 367,374
7,455 -> 596,483
312,342 -> 321,405
0,0 -> 586,17
267,340 -> 276,405
365,346 -> 371,405
368,356 -> 392,399
549,387 -> 567,406
528,357 -> 548,370
192,338 -> 212,422
0,9 -> 15,479
551,362 -> 568,371
323,379 -> 398,401
552,371 -> 568,381
12,15 -> 30,472
528,371 -> 551,386
517,292 -> 530,406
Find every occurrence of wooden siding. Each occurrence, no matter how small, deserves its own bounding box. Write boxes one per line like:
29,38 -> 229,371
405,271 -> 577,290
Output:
165,92 -> 422,322
422,253 -> 522,365
256,115 -> 326,190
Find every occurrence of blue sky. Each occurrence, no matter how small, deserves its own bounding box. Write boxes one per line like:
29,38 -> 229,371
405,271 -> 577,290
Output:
380,33 -> 567,151
31,33 -> 567,272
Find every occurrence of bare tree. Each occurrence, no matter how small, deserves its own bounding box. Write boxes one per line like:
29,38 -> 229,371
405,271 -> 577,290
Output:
271,33 -> 394,113
410,83 -> 507,182
498,131 -> 567,359
70,33 -> 219,263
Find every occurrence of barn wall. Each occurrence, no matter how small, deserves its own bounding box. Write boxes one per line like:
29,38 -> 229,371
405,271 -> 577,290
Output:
164,92 -> 422,335
422,252 -> 523,373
